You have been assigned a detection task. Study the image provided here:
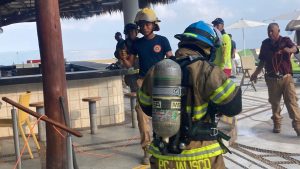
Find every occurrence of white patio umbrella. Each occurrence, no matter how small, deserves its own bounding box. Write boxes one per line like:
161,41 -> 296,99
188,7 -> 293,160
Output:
268,9 -> 300,31
286,20 -> 300,31
226,19 -> 268,55
269,9 -> 300,21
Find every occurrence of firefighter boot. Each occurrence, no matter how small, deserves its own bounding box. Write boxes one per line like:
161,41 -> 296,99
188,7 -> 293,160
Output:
296,130 -> 300,137
141,149 -> 150,165
273,122 -> 281,133
292,121 -> 300,137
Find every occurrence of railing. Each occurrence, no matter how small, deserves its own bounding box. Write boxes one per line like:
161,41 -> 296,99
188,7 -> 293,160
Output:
2,97 -> 82,137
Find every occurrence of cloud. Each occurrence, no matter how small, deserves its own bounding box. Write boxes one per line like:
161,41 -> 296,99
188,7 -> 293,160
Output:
245,7 -> 257,14
153,0 -> 233,22
278,0 -> 300,3
61,12 -> 123,31
2,11 -> 123,33
153,5 -> 177,20
2,22 -> 36,31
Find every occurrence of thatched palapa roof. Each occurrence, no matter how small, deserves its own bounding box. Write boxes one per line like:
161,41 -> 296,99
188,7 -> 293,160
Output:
0,0 -> 176,27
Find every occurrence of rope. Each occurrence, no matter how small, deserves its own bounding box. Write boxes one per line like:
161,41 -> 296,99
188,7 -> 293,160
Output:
242,81 -> 251,95
71,135 -> 140,159
240,78 -> 287,123
13,115 -> 46,169
52,126 -> 66,138
12,113 -> 140,169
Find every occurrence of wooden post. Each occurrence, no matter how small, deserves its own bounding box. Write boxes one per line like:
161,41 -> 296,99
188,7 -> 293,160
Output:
139,0 -> 150,8
35,0 -> 68,168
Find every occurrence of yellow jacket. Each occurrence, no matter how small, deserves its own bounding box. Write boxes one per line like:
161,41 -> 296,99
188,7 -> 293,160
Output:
214,34 -> 232,70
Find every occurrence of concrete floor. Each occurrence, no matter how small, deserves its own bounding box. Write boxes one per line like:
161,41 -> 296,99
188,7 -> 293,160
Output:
1,75 -> 300,169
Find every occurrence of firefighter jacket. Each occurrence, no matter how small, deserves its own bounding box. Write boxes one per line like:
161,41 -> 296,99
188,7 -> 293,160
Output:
138,48 -> 240,169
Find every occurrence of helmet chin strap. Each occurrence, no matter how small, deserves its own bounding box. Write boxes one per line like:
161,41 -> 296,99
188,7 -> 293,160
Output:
209,47 -> 216,61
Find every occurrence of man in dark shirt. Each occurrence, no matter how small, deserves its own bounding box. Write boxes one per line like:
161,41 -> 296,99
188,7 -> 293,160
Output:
114,32 -> 124,59
121,23 -> 139,92
229,34 -> 237,77
250,23 -> 300,136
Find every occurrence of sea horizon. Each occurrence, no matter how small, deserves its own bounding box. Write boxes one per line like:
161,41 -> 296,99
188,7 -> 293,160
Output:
0,49 -> 115,66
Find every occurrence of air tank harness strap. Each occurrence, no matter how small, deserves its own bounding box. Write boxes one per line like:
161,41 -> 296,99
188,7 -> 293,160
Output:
188,121 -> 230,140
188,121 -> 231,153
208,101 -> 232,154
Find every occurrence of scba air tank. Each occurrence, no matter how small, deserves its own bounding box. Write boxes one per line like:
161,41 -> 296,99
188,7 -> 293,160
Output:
152,59 -> 182,142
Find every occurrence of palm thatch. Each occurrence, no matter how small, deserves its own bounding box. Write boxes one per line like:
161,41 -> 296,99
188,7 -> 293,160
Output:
0,0 -> 176,27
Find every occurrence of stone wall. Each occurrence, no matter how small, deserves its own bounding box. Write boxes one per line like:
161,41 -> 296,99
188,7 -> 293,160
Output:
0,76 -> 124,137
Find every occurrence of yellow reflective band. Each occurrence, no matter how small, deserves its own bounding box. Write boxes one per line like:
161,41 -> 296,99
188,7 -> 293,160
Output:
210,79 -> 236,104
152,96 -> 181,99
137,89 -> 152,106
193,103 -> 208,120
127,69 -> 139,74
148,143 -> 224,161
183,33 -> 197,38
186,106 -> 192,113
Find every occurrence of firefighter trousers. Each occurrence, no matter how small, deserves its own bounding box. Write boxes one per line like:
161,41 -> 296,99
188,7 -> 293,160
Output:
265,74 -> 300,131
136,78 -> 152,149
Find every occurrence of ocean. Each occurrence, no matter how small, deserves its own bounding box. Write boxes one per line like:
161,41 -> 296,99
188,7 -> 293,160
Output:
0,49 -> 114,66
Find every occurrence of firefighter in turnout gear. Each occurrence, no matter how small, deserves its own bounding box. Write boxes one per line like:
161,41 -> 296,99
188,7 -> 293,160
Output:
137,21 -> 242,169
121,8 -> 173,165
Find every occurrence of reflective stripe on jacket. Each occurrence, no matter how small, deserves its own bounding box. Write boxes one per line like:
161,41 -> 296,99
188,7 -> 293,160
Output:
188,79 -> 236,121
210,79 -> 236,104
187,103 -> 208,120
148,142 -> 224,161
138,89 -> 152,106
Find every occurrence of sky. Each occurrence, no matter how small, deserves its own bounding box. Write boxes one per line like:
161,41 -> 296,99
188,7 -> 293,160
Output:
0,0 -> 300,65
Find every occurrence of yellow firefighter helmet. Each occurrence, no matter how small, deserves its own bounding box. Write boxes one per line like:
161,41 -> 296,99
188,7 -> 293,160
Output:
134,8 -> 160,23
134,8 -> 160,31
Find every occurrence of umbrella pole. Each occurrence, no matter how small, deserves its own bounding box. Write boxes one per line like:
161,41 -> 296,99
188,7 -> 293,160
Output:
243,28 -> 246,57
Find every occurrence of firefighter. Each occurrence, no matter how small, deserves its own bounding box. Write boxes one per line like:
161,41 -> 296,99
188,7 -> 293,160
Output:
120,23 -> 139,93
137,21 -> 242,168
120,8 -> 173,165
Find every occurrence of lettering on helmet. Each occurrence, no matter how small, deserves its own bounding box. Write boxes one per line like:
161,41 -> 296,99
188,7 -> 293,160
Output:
153,45 -> 162,53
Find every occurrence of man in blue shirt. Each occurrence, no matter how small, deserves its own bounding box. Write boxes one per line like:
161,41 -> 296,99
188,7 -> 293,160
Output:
122,8 -> 173,77
131,34 -> 172,77
120,8 -> 173,165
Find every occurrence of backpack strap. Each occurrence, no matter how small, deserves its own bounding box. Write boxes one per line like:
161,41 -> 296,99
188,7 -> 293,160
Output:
175,56 -> 232,153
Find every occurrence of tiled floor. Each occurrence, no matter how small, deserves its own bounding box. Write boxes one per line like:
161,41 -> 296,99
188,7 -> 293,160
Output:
1,76 -> 300,169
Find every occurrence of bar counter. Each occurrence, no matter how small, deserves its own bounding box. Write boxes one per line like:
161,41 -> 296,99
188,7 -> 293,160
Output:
0,61 -> 127,137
